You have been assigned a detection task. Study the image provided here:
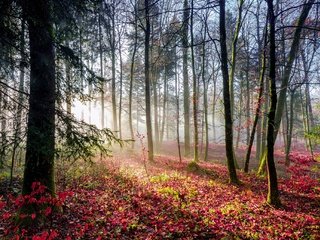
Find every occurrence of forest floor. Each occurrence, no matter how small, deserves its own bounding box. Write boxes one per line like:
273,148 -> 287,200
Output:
0,143 -> 319,239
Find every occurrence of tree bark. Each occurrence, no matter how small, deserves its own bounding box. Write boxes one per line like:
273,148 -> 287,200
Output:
129,1 -> 138,148
244,28 -> 267,173
229,0 -> 245,117
118,40 -> 123,139
22,0 -> 56,195
98,3 -> 105,129
10,18 -> 26,185
190,0 -> 198,162
219,0 -> 239,184
236,75 -> 244,149
285,91 -> 294,166
160,66 -> 167,144
182,0 -> 190,157
202,35 -> 208,161
266,0 -> 281,206
175,47 -> 182,163
144,0 -> 154,161
111,5 -> 118,134
212,66 -> 217,143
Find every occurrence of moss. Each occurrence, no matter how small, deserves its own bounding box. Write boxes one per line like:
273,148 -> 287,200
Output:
187,161 -> 201,172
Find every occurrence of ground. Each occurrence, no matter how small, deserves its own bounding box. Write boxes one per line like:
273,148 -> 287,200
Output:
0,143 -> 319,239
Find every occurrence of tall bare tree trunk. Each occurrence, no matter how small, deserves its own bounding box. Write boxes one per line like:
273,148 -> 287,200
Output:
219,0 -> 239,184
144,0 -> 154,161
98,3 -> 105,128
182,0 -> 190,157
266,0 -> 281,206
245,42 -> 250,146
244,27 -> 267,173
129,1 -> 138,148
202,39 -> 209,161
118,42 -> 123,139
175,47 -> 182,163
190,0 -> 198,162
236,75 -> 244,149
255,1 -> 262,161
229,0 -> 245,117
153,71 -> 160,151
111,5 -> 118,134
10,18 -> 26,184
301,48 -> 315,156
285,91 -> 295,166
212,66 -> 217,143
160,66 -> 167,144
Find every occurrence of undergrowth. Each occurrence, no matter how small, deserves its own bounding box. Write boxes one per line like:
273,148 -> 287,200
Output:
0,153 -> 319,239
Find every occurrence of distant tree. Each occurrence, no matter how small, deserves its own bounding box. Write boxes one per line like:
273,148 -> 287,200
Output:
201,11 -> 210,162
105,1 -> 118,134
10,18 -> 27,185
182,0 -> 191,157
128,0 -> 139,148
143,0 -> 154,161
190,0 -> 199,162
98,1 -> 105,128
244,24 -> 267,173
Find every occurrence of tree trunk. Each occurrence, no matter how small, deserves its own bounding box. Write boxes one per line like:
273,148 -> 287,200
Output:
0,4 -> 9,160
244,29 -> 267,172
175,47 -> 182,163
202,41 -> 208,161
257,75 -> 269,175
10,19 -> 26,185
305,83 -> 314,128
190,0 -> 198,162
160,66 -> 167,144
0,56 -> 9,169
245,44 -> 250,146
8,49 -> 15,185
144,0 -> 154,162
153,71 -> 159,151
282,101 -> 288,151
236,76 -> 244,149
118,41 -> 123,139
88,55 -> 93,124
65,43 -> 72,117
301,48 -> 315,156
212,67 -> 217,143
285,91 -> 294,166
266,0 -> 281,206
182,0 -> 190,157
22,0 -> 56,196
65,49 -> 72,141
98,3 -> 105,129
301,87 -> 314,156
129,2 -> 138,148
229,0 -> 245,118
219,0 -> 239,184
111,7 -> 118,134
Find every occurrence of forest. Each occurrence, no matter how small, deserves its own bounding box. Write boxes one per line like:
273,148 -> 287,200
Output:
0,0 -> 319,239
